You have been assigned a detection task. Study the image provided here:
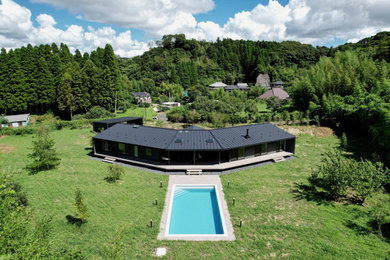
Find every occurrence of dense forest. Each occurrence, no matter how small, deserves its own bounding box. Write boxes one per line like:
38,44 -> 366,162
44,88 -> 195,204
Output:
0,43 -> 126,118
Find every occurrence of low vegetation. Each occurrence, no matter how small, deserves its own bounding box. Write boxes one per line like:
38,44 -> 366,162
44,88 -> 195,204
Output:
0,126 -> 389,258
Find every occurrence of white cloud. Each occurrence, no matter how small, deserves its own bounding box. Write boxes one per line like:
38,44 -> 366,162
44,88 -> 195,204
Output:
188,0 -> 390,45
0,0 -> 149,57
0,0 -> 32,39
30,0 -> 215,37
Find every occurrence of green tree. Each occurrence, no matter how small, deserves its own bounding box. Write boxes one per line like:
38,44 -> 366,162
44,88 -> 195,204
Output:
27,125 -> 60,174
57,72 -> 77,119
74,188 -> 88,222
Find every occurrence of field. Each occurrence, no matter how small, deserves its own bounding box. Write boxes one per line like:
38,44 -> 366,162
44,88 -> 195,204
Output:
116,106 -> 157,121
0,126 -> 389,259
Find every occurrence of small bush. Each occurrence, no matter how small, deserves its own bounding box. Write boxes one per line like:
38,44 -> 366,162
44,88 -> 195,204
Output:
73,188 -> 88,223
85,106 -> 112,119
105,165 -> 124,183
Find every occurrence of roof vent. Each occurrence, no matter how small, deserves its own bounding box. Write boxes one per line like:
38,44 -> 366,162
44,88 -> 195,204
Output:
174,139 -> 182,143
133,125 -> 139,128
206,139 -> 214,143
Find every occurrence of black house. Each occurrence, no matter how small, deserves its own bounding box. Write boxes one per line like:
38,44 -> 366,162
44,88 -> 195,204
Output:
92,123 -> 295,171
93,117 -> 143,132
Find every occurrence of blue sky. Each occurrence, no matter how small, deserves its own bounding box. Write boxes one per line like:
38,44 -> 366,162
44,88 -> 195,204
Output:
1,0 -> 389,57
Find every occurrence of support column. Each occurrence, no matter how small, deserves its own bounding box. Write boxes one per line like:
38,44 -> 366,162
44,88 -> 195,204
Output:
168,151 -> 171,165
218,151 -> 221,164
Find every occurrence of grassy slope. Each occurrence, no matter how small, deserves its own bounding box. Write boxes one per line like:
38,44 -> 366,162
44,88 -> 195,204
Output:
0,128 -> 389,259
115,107 -> 157,121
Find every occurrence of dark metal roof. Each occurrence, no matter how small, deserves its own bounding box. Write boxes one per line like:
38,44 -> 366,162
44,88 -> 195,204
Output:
93,117 -> 143,125
93,123 -> 295,151
93,124 -> 177,149
166,130 -> 220,151
210,123 -> 295,150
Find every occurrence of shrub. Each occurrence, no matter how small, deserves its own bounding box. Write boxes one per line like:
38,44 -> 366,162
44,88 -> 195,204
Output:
105,165 -> 124,183
340,132 -> 348,149
310,151 -> 389,202
26,125 -> 60,174
366,193 -> 390,237
85,106 -> 112,119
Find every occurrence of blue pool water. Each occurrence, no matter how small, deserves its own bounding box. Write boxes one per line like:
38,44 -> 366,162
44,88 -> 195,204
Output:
168,186 -> 224,235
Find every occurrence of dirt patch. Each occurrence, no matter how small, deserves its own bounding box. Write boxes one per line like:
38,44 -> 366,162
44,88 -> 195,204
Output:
0,144 -> 15,154
281,126 -> 334,137
0,135 -> 8,139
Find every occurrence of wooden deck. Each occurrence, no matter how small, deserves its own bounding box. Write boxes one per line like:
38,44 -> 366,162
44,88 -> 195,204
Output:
95,151 -> 293,171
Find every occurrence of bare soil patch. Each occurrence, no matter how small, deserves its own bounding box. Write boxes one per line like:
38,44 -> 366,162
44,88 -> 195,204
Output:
281,126 -> 334,137
0,144 -> 15,154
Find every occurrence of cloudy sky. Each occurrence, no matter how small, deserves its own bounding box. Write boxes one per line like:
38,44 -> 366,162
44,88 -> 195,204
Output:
1,0 -> 390,57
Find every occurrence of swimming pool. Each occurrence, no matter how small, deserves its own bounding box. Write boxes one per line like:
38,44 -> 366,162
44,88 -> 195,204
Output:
167,185 -> 225,235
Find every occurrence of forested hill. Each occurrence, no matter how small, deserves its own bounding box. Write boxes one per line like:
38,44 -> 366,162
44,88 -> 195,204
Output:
120,34 -> 331,92
336,31 -> 390,62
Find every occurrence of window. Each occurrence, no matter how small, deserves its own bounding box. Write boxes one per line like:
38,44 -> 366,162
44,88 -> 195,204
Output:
230,149 -> 238,161
118,143 -> 126,154
261,143 -> 267,154
103,141 -> 108,152
134,145 -> 138,157
146,148 -> 152,157
255,145 -> 261,156
238,147 -> 245,159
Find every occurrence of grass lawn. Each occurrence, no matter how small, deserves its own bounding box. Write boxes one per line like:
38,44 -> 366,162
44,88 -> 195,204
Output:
116,106 -> 157,121
0,126 -> 389,258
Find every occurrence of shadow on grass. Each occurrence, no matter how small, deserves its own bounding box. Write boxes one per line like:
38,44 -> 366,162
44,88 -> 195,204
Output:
84,147 -> 94,156
291,182 -> 333,206
66,215 -> 86,227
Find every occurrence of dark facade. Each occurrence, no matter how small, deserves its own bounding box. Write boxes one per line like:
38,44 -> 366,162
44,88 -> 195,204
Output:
93,123 -> 295,168
93,117 -> 143,132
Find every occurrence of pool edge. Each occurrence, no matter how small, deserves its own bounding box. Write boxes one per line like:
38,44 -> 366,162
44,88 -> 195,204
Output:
157,175 -> 236,241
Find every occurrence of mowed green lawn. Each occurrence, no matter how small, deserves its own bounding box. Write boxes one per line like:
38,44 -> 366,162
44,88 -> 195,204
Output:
0,127 -> 389,259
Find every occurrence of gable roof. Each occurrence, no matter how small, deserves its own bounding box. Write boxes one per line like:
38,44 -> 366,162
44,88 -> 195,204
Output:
258,88 -> 290,100
4,114 -> 30,123
209,82 -> 227,88
93,123 -> 295,151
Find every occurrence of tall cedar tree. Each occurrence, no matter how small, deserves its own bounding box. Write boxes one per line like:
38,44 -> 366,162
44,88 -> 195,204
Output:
57,72 -> 77,119
27,125 -> 60,174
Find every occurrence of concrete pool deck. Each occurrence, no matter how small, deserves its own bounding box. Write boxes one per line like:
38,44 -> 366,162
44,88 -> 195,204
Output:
157,175 -> 236,241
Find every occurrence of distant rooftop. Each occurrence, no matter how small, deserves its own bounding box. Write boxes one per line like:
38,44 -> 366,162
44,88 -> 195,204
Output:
133,92 -> 150,98
209,82 -> 227,88
4,114 -> 30,123
259,88 -> 290,100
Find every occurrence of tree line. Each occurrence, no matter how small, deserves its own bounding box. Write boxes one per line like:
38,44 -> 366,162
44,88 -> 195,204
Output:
0,43 -> 125,119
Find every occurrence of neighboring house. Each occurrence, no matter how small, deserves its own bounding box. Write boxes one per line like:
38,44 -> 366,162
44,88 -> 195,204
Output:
93,117 -> 143,132
92,123 -> 295,171
258,88 -> 290,100
133,92 -> 152,104
225,83 -> 250,91
208,82 -> 227,90
161,102 -> 181,108
270,81 -> 285,88
1,114 -> 30,128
